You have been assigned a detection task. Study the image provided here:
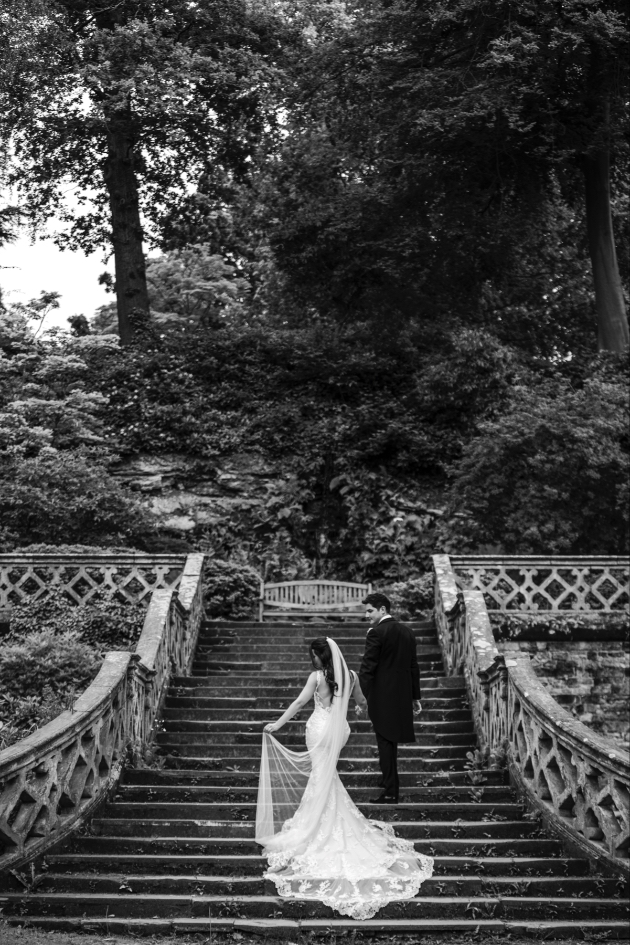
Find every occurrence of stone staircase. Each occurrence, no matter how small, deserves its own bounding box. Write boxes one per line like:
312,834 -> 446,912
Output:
1,619 -> 628,937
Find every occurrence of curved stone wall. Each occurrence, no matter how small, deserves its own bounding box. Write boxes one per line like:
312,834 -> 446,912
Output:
0,553 -> 205,872
434,554 -> 630,874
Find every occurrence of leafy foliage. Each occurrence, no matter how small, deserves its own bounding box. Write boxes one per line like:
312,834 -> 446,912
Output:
0,630 -> 102,749
380,575 -> 435,621
447,358 -> 630,554
0,323 -> 152,549
7,590 -> 145,651
203,559 -> 261,620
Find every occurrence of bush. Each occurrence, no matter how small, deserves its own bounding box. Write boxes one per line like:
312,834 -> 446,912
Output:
0,630 -> 102,749
0,593 -> 144,750
0,629 -> 101,699
7,590 -> 145,651
204,559 -> 261,620
446,369 -> 630,554
380,574 -> 434,621
0,450 -> 152,550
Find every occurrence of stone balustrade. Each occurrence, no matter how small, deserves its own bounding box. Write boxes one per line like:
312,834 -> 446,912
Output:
0,553 -> 187,607
434,553 -> 630,873
450,554 -> 629,612
0,553 -> 205,873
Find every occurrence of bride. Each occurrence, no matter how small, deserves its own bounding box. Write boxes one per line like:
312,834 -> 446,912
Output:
255,636 -> 433,920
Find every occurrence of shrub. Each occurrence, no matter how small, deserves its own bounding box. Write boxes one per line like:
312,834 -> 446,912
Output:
0,450 -> 152,550
0,629 -> 101,701
7,590 -> 145,651
204,559 -> 261,620
446,370 -> 630,554
380,574 -> 434,621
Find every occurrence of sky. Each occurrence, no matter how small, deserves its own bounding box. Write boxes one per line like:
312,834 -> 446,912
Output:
0,231 -> 114,331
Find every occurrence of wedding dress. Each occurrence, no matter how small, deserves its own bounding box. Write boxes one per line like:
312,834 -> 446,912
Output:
255,638 -> 433,920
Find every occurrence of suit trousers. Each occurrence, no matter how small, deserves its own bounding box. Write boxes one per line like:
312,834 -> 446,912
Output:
375,730 -> 399,799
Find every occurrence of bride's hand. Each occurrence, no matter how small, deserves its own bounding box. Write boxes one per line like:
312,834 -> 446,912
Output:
264,722 -> 281,733
354,705 -> 365,717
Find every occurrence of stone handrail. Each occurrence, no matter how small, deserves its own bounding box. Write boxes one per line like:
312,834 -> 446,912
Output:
433,554 -> 630,873
0,553 -> 205,873
450,554 -> 629,612
0,553 -> 187,607
432,553 -> 460,673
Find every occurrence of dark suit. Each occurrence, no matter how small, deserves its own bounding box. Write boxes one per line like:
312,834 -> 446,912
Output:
358,616 -> 421,799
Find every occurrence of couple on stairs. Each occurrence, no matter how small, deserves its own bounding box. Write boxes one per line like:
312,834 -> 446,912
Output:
255,592 -> 434,920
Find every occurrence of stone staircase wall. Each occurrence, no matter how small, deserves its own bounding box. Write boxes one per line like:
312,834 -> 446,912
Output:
1,616 -> 628,937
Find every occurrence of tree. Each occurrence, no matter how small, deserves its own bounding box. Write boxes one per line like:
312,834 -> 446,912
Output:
0,318 -> 151,548
262,0 -> 629,352
446,362 -> 630,554
4,0 -> 293,344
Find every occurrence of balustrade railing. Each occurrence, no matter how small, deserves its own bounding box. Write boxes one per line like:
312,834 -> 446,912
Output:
450,555 -> 629,612
434,554 -> 630,873
0,553 -> 186,607
0,553 -> 205,873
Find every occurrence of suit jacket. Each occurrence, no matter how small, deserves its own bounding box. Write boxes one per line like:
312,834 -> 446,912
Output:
358,616 -> 421,744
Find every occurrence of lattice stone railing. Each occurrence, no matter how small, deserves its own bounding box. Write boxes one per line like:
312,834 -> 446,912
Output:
450,555 -> 629,612
433,554 -> 630,872
0,553 -> 205,873
0,554 -> 186,607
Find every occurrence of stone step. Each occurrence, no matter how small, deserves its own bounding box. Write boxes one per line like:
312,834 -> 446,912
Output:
195,641 -> 440,655
194,641 -> 441,654
160,724 -> 474,747
155,741 -> 473,760
169,679 -> 462,696
156,723 -> 473,759
189,665 -> 446,676
121,767 -> 508,787
42,854 -> 593,878
158,719 -> 472,735
160,707 -> 472,723
17,873 -> 626,900
164,694 -> 467,711
66,835 -> 563,856
171,672 -> 463,688
2,892 -> 624,921
9,917 -> 629,939
92,818 -> 535,839
201,621 -> 435,632
115,784 -> 516,802
159,752 -> 473,769
100,801 -> 526,824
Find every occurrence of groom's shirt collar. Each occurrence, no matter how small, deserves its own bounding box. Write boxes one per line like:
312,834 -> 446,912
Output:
368,614 -> 393,633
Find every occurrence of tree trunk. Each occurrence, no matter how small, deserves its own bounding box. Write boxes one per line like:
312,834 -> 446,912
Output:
583,150 -> 629,353
103,112 -> 150,346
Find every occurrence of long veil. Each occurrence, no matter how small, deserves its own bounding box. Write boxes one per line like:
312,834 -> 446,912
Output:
255,637 -> 351,850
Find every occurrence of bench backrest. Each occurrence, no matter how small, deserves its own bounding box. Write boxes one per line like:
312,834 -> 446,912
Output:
259,580 -> 372,621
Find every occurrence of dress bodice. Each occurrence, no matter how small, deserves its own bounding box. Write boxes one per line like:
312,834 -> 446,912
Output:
314,670 -> 333,712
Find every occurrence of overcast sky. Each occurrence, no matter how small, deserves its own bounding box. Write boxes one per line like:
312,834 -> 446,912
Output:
1,230 -> 115,331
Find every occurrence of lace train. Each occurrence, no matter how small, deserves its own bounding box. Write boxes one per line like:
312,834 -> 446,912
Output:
261,698 -> 433,920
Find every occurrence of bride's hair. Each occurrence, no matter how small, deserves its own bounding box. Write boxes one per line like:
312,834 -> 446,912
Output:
310,637 -> 339,698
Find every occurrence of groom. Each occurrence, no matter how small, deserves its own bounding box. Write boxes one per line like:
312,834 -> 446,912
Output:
358,592 -> 422,804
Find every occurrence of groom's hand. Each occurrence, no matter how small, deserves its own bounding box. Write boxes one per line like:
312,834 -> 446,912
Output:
413,700 -> 422,716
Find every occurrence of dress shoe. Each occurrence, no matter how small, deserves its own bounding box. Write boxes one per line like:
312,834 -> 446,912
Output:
369,793 -> 398,804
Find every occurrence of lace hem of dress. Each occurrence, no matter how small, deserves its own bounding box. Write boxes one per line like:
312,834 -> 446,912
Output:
263,855 -> 434,920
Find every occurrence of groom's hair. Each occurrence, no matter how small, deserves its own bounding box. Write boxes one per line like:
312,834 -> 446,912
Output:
362,592 -> 391,612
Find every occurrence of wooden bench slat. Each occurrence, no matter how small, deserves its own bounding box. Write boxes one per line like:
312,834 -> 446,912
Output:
259,580 -> 372,621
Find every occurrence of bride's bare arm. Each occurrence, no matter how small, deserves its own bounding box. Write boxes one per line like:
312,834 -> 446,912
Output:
351,671 -> 367,715
264,672 -> 318,733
